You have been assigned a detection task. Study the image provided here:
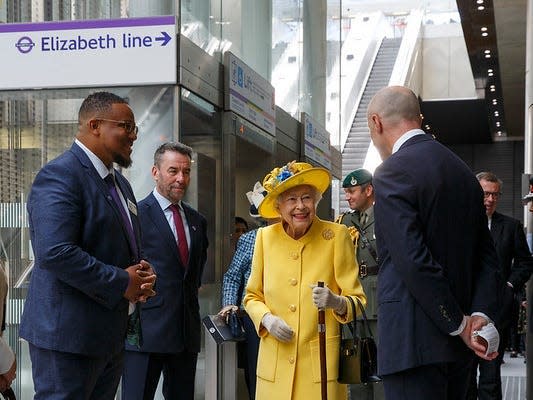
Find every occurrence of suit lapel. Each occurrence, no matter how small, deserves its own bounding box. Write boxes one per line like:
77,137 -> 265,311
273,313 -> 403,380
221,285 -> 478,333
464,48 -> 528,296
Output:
182,203 -> 198,273
144,194 -> 181,262
490,212 -> 504,242
71,143 -> 138,260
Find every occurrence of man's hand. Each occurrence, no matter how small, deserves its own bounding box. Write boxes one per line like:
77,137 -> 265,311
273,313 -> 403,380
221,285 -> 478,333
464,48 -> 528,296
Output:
124,260 -> 156,302
218,305 -> 238,322
459,315 -> 498,361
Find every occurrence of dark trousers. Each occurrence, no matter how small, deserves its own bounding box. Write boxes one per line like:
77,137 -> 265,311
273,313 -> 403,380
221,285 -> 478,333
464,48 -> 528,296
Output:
467,354 -> 504,400
29,343 -> 124,400
382,356 -> 474,400
241,313 -> 260,400
466,328 -> 506,400
122,350 -> 198,400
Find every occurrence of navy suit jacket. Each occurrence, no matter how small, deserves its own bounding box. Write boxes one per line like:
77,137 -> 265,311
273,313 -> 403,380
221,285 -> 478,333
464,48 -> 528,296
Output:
126,192 -> 208,354
373,134 -> 500,375
490,211 -> 533,328
20,143 -> 140,356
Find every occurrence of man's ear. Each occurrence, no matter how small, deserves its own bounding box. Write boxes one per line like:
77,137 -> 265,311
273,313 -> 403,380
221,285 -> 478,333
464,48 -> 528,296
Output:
88,120 -> 99,130
371,114 -> 383,133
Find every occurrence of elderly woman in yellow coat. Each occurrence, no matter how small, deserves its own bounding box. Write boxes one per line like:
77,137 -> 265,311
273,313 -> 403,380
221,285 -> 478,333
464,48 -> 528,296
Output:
244,161 -> 366,400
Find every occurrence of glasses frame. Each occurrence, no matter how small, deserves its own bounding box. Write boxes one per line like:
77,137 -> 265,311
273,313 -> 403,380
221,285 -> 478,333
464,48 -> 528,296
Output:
96,118 -> 139,135
483,191 -> 502,199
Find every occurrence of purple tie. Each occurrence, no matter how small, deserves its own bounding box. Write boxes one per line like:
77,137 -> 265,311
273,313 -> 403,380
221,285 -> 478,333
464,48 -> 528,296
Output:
105,174 -> 138,260
169,204 -> 189,266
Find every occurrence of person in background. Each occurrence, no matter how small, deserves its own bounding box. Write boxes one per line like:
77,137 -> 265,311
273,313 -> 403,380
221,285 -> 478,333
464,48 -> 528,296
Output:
0,263 -> 15,394
336,168 -> 382,400
122,142 -> 208,400
231,217 -> 249,248
244,161 -> 366,400
368,86 -> 500,400
19,92 -> 156,399
219,181 -> 272,400
467,171 -> 533,400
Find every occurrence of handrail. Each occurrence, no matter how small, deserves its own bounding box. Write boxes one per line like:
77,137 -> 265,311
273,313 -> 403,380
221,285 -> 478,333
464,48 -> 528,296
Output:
389,9 -> 424,87
336,12 -> 389,150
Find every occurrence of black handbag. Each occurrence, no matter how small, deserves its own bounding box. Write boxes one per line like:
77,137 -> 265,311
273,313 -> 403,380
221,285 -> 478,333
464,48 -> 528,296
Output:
337,296 -> 380,384
228,309 -> 246,340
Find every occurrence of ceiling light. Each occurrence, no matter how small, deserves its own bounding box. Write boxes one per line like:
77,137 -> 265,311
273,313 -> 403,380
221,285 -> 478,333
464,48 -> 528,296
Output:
492,99 -> 497,105
488,69 -> 493,73
497,131 -> 502,135
488,72 -> 494,76
494,111 -> 499,117
477,0 -> 484,3
478,5 -> 485,10
496,122 -> 501,127
482,32 -> 488,37
481,27 -> 487,31
485,54 -> 491,58
484,50 -> 491,54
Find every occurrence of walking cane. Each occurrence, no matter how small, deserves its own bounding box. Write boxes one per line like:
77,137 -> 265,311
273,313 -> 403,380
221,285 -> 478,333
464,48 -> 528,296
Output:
318,281 -> 328,400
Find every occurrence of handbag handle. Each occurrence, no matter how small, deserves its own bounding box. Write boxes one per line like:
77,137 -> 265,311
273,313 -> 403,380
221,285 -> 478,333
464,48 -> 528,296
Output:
342,296 -> 375,339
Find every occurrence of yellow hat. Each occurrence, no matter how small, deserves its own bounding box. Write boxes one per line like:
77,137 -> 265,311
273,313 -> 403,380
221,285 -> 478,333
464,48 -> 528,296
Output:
258,161 -> 331,218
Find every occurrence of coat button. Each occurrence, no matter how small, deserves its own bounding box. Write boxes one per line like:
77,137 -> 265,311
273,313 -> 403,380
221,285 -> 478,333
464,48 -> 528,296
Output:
290,278 -> 297,286
289,356 -> 295,364
289,304 -> 296,312
290,252 -> 299,260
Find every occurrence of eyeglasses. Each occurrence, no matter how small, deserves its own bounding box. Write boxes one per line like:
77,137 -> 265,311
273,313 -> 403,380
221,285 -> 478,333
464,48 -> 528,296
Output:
483,191 -> 501,199
97,118 -> 138,135
280,194 -> 315,206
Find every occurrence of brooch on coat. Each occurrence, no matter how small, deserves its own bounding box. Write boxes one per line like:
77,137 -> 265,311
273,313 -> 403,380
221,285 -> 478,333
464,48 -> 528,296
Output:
322,229 -> 334,240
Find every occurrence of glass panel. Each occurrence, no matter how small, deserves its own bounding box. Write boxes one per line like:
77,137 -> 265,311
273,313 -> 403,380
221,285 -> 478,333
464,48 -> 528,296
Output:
179,87 -> 222,400
272,0 -> 302,117
0,86 -> 174,398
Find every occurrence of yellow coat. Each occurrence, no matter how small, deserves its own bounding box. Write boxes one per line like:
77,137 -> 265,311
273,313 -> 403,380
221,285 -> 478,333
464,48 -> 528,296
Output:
244,217 -> 366,400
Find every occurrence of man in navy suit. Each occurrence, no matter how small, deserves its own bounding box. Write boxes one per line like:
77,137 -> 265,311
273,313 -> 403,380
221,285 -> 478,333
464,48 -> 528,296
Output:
122,142 -> 208,400
368,86 -> 501,400
20,92 -> 157,399
467,171 -> 533,400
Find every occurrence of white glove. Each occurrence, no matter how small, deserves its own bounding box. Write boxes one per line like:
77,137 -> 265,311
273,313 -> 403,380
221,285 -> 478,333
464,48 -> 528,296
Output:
312,285 -> 347,314
261,313 -> 294,342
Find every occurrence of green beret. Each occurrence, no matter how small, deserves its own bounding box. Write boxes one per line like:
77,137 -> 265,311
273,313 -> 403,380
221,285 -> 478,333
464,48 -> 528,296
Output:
342,168 -> 372,188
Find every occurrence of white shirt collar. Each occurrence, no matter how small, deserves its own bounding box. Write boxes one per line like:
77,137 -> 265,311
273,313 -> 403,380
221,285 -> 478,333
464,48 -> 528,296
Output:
75,139 -> 112,179
152,188 -> 182,211
392,129 -> 426,154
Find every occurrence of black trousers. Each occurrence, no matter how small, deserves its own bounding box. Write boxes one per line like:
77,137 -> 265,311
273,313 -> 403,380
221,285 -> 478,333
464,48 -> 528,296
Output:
122,350 -> 198,400
382,355 -> 474,400
466,327 -> 506,400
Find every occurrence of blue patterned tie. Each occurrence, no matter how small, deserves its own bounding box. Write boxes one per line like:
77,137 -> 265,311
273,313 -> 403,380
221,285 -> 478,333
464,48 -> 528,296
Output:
104,174 -> 138,258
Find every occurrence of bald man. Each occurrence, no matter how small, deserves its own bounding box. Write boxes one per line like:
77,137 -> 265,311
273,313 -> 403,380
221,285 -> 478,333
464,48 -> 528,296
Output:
368,86 -> 501,400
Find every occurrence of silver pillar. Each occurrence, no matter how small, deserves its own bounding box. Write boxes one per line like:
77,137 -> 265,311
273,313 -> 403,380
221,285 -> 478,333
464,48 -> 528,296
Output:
525,1 -> 533,399
301,0 -> 327,125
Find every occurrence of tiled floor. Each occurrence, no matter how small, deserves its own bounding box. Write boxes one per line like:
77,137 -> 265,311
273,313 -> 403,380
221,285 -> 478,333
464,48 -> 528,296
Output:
500,352 -> 527,400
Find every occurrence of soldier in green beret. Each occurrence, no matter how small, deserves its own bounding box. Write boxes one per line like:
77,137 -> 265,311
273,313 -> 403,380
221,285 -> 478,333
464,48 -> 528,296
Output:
336,168 -> 383,400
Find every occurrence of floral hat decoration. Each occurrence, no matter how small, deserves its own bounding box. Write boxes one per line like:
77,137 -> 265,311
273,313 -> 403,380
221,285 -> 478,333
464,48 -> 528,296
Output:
258,161 -> 331,218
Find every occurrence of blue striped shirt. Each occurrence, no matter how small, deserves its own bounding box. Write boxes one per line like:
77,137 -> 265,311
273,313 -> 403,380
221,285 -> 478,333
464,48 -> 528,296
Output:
222,229 -> 258,307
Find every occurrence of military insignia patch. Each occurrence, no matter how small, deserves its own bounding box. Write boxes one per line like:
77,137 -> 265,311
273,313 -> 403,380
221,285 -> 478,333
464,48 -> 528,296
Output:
322,229 -> 334,240
350,177 -> 357,185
